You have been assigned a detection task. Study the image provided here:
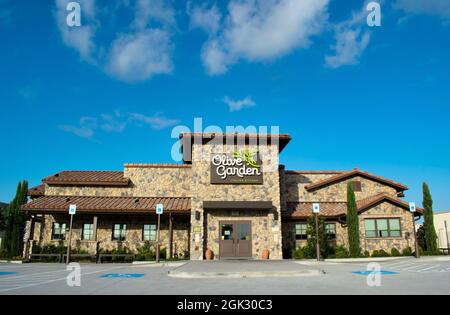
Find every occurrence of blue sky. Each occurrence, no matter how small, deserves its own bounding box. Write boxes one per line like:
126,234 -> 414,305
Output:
1,0 -> 449,212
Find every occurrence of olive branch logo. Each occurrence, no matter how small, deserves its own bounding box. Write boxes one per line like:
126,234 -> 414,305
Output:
233,149 -> 260,168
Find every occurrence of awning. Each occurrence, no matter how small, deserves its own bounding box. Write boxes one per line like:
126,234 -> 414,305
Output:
203,201 -> 273,210
21,196 -> 191,215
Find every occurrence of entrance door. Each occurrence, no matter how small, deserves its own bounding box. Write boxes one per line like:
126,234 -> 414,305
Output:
219,221 -> 252,258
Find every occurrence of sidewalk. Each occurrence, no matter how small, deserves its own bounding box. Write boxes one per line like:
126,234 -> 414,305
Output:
168,260 -> 323,279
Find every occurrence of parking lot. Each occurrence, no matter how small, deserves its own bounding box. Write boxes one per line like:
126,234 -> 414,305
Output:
0,257 -> 449,295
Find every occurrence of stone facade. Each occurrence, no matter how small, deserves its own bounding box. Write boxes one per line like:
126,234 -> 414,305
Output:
189,144 -> 283,260
24,134 -> 418,260
34,214 -> 190,258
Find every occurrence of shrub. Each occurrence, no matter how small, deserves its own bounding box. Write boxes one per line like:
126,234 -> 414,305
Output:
371,250 -> 390,257
391,248 -> 401,257
402,247 -> 413,256
334,245 -> 349,258
136,243 -> 156,261
292,247 -> 306,260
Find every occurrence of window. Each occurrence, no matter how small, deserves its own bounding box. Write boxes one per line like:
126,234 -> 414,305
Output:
295,223 -> 307,240
365,219 -> 401,238
143,224 -> 157,241
82,224 -> 94,241
325,223 -> 336,240
352,181 -> 362,192
52,223 -> 67,240
112,224 -> 127,241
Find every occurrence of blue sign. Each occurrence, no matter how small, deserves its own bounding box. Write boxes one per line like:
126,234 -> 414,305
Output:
352,270 -> 399,275
0,272 -> 18,276
100,273 -> 145,278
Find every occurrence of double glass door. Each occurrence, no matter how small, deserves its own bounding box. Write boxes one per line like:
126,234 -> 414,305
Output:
219,221 -> 252,258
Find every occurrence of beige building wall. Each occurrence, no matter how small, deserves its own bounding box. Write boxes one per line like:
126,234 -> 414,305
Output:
434,211 -> 450,249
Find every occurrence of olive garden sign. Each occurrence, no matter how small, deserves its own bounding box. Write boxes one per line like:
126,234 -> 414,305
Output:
211,150 -> 263,185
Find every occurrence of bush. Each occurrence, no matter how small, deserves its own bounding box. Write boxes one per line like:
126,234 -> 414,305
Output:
334,245 -> 349,258
291,247 -> 306,260
364,251 -> 370,258
391,248 -> 401,257
402,247 -> 413,256
371,250 -> 390,257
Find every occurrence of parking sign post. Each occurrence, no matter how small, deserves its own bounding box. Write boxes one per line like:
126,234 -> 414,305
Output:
156,204 -> 164,263
312,203 -> 321,261
409,202 -> 420,259
66,204 -> 77,264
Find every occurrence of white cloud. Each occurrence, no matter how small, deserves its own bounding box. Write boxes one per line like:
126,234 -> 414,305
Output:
107,29 -> 173,83
128,113 -> 180,130
133,0 -> 175,30
187,2 -> 222,34
100,110 -> 126,133
394,0 -> 450,19
60,111 -> 179,139
325,9 -> 371,69
54,0 -> 175,82
201,0 -> 329,75
55,0 -> 97,60
59,117 -> 97,139
223,96 -> 256,112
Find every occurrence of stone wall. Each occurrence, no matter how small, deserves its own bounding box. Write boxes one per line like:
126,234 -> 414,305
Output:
282,203 -> 414,255
33,214 -> 190,259
189,143 -> 283,260
45,166 -> 192,198
285,173 -> 398,202
359,202 -> 415,254
205,210 -> 275,259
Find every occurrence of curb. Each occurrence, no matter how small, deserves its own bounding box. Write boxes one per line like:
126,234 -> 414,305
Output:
0,260 -> 24,264
167,269 -> 323,279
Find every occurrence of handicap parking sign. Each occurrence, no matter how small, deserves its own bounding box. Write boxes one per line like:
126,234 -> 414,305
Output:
100,274 -> 145,278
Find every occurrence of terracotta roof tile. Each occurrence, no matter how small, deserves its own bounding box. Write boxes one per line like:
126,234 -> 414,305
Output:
21,196 -> 190,214
283,202 -> 348,218
356,193 -> 423,214
28,184 -> 45,197
43,171 -> 130,186
305,169 -> 408,191
284,194 -> 423,219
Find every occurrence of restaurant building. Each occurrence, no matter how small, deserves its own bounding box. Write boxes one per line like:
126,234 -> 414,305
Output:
21,133 -> 422,260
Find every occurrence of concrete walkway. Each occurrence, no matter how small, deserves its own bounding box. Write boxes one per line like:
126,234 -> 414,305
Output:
168,260 -> 323,278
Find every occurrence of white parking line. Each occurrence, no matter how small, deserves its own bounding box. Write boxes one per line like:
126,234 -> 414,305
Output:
402,264 -> 427,271
417,265 -> 440,272
0,266 -> 127,293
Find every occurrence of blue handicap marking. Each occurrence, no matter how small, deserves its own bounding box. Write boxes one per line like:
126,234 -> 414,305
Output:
352,270 -> 399,275
100,273 -> 145,278
0,272 -> 18,276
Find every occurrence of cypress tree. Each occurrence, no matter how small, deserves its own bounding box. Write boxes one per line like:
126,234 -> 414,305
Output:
347,182 -> 361,257
422,182 -> 438,253
306,215 -> 330,259
1,181 -> 28,258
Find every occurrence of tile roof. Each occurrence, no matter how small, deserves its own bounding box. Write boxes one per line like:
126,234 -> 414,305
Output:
28,184 -> 45,197
21,196 -> 190,214
305,169 -> 408,191
356,193 -> 423,214
42,171 -> 130,186
284,193 -> 423,218
179,132 -> 292,155
284,202 -> 347,218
